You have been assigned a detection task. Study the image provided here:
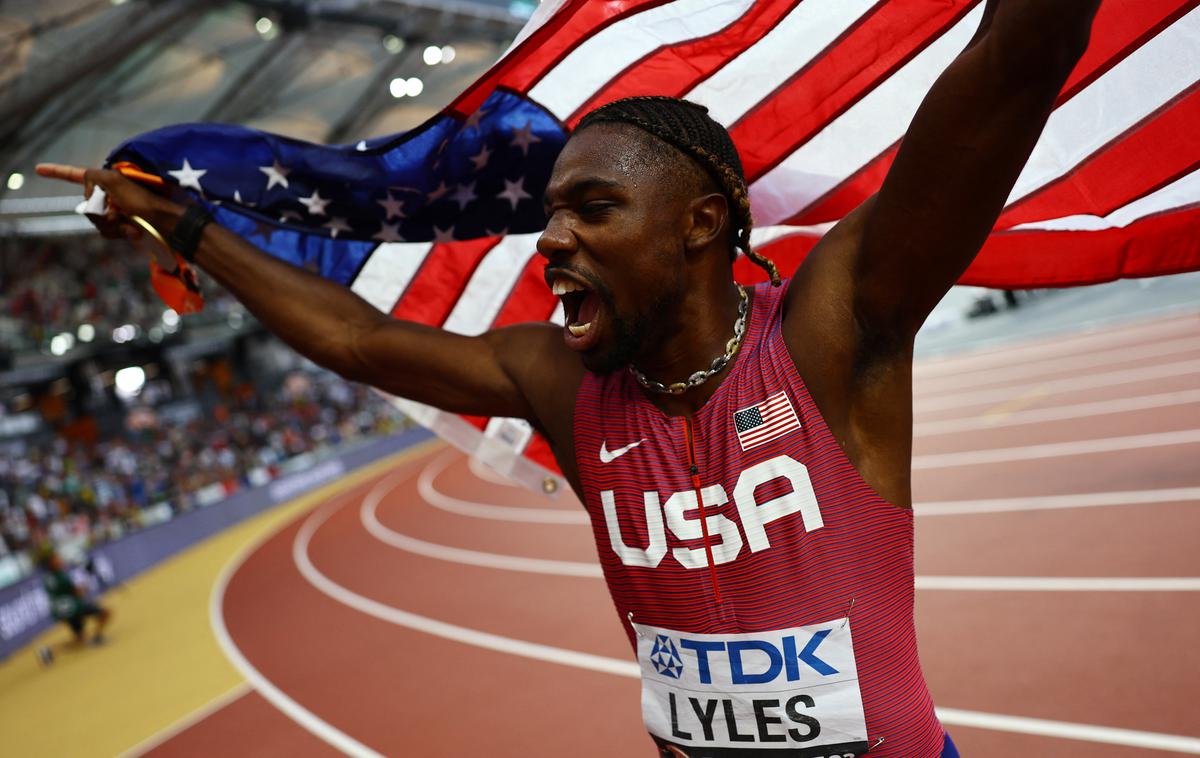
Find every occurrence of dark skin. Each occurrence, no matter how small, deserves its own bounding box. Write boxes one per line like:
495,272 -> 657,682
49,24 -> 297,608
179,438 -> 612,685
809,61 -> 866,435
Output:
38,0 -> 1101,508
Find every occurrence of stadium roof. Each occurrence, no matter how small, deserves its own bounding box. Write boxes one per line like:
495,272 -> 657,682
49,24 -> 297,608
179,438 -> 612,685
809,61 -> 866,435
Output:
0,0 -> 533,233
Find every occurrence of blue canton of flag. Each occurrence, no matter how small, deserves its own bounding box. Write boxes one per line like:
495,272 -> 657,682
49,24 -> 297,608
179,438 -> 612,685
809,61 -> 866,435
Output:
733,391 -> 802,451
106,89 -> 564,286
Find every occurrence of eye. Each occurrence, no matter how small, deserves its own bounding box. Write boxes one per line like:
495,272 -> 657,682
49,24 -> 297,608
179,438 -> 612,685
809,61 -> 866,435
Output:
580,201 -> 614,216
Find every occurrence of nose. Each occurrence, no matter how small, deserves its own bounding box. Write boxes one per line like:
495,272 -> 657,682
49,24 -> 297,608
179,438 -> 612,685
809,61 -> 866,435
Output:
536,212 -> 576,261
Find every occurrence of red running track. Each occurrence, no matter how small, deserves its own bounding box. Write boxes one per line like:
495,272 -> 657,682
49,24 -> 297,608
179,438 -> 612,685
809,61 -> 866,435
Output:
144,312 -> 1200,757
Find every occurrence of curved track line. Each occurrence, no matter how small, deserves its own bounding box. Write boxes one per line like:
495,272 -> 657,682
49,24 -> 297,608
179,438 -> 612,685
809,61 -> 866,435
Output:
914,388 -> 1200,436
365,469 -> 600,576
914,487 -> 1200,516
300,490 -> 1200,752
419,449 -> 587,524
911,428 -> 1200,469
210,494 -> 385,758
117,683 -> 252,758
373,474 -> 1200,590
296,501 -> 637,677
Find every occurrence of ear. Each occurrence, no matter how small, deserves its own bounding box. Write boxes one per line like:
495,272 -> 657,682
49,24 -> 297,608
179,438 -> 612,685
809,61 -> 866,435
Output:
683,192 -> 729,254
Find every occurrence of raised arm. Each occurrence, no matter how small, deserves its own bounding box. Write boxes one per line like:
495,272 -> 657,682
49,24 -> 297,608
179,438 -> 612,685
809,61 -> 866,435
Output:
850,0 -> 1102,339
34,165 -> 577,427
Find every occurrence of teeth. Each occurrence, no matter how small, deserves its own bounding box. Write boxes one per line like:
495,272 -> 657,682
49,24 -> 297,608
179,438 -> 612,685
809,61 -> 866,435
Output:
551,278 -> 584,296
568,322 -> 592,337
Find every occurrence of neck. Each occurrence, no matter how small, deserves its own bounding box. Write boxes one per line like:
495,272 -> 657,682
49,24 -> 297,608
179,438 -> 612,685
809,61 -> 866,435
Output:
633,272 -> 747,411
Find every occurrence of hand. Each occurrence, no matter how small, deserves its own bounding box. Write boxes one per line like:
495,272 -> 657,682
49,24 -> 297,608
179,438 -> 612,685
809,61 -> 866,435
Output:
35,163 -> 183,242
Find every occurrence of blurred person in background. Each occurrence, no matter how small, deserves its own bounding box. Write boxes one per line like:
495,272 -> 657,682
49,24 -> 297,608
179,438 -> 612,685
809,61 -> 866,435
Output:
36,551 -> 112,665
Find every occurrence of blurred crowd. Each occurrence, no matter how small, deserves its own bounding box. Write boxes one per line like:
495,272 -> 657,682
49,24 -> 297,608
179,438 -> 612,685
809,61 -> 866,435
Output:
0,368 -> 409,575
0,237 -> 238,357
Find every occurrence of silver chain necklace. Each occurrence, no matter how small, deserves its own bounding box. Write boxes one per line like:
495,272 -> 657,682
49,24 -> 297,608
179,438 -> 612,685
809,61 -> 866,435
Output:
631,285 -> 748,395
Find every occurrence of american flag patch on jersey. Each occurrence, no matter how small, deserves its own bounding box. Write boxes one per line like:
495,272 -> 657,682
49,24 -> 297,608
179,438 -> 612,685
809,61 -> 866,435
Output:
733,392 -> 802,451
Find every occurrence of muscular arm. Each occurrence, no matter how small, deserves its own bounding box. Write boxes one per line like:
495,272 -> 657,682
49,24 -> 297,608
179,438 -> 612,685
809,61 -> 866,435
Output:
851,0 -> 1101,340
34,165 -> 579,431
780,0 -> 1101,505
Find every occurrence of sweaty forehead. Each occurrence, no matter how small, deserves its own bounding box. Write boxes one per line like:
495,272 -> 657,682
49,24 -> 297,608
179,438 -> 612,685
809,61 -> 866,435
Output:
547,122 -> 700,197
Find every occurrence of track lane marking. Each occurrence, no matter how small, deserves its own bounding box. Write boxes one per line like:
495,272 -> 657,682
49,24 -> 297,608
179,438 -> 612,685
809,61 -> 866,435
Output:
421,448 -> 588,524
116,682 -> 253,758
915,335 -> 1200,394
302,489 -> 1200,752
914,359 -> 1200,413
375,472 -> 1200,590
912,429 -> 1200,468
915,487 -> 1200,516
914,389 -> 1200,436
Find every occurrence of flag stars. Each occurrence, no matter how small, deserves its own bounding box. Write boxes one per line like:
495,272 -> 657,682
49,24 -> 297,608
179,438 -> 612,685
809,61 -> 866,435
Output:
468,144 -> 492,171
259,160 -> 291,190
432,224 -> 457,243
510,121 -> 542,156
279,209 -> 302,223
427,180 -> 451,202
323,217 -> 352,239
168,159 -> 206,192
463,107 -> 488,132
377,192 -> 406,220
299,189 -> 330,216
374,221 -> 404,242
450,181 -> 477,210
497,177 -> 532,210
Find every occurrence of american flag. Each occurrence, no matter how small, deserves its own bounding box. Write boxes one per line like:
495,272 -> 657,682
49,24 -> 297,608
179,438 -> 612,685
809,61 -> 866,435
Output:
108,0 -> 1200,492
734,392 -> 804,451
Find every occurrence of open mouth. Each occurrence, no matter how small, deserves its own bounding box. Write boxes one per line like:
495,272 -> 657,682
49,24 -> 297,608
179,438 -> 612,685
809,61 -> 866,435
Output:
549,273 -> 603,351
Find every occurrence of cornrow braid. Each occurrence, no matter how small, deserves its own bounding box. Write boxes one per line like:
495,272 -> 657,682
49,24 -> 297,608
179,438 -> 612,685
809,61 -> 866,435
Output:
576,96 -> 781,286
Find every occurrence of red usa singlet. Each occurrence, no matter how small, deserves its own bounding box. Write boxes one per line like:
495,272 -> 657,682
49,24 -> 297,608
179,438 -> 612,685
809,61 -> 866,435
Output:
573,281 -> 944,757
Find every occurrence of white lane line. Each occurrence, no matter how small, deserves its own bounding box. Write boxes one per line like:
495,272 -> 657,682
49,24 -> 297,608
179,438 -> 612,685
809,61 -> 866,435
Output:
210,496 -> 385,758
420,448 -> 587,524
300,498 -> 1200,752
116,682 -> 253,758
914,335 -> 1200,395
915,487 -> 1200,516
913,429 -> 1200,469
365,469 -> 600,577
915,577 -> 1200,591
914,389 -> 1200,437
915,359 -> 1200,414
378,473 -> 1200,591
297,502 -> 637,677
936,708 -> 1200,754
914,315 -> 1199,379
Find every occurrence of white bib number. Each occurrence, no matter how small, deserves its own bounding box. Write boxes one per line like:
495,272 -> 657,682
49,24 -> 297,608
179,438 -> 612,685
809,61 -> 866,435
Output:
634,619 -> 869,756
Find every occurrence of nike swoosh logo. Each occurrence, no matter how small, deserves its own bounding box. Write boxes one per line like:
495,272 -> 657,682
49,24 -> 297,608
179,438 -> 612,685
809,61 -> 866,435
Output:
599,439 -> 647,463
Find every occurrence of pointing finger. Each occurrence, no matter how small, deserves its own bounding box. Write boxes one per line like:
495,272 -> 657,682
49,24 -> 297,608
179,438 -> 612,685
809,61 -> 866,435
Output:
35,163 -> 87,184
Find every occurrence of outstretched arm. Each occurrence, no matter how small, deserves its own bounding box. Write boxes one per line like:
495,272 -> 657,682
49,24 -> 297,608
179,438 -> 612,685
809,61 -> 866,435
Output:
34,165 -> 576,425
849,0 -> 1102,341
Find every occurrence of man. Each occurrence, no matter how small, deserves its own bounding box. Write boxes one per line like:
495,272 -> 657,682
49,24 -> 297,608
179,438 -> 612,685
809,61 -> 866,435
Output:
39,552 -> 112,654
38,0 -> 1101,753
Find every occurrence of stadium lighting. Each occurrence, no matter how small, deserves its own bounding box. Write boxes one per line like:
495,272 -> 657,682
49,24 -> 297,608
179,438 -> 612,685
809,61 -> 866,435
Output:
7,172 -> 23,191
49,333 -> 74,356
77,323 -> 95,342
422,45 -> 443,66
382,35 -> 404,54
389,77 -> 424,98
111,324 -> 137,343
114,367 -> 146,399
440,45 -> 456,63
256,17 -> 275,37
161,308 -> 180,328
111,0 -> 128,5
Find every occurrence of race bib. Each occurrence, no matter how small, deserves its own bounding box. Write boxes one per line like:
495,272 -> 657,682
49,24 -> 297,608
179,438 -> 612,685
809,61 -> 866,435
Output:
633,619 -> 869,756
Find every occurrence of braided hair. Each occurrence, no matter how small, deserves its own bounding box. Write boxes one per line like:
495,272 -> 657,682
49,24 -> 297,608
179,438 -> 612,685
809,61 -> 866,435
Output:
575,96 -> 781,285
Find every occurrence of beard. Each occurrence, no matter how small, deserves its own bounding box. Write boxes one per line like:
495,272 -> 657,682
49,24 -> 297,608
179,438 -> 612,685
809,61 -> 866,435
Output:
582,278 -> 684,375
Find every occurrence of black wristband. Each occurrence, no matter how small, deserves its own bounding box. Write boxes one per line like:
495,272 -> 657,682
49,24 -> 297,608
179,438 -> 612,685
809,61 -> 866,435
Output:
166,205 -> 213,262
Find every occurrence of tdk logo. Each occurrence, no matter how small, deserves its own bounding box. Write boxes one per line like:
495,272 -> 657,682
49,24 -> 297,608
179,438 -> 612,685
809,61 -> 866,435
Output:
661,630 -> 838,684
649,635 -> 684,679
